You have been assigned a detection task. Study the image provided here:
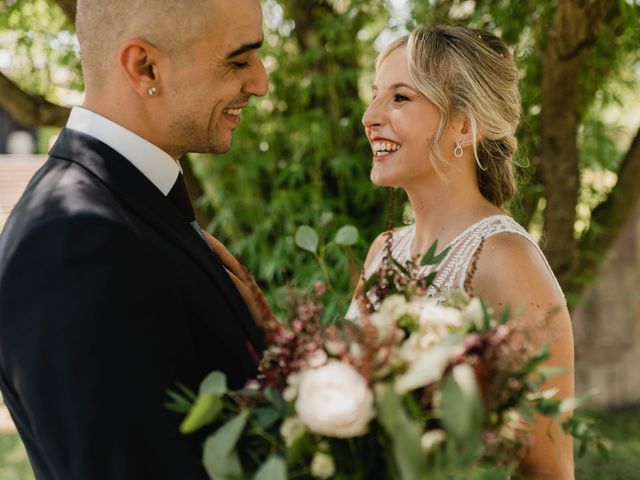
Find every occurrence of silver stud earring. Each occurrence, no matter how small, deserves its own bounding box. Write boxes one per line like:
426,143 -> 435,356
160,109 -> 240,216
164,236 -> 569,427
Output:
147,86 -> 158,97
454,138 -> 464,158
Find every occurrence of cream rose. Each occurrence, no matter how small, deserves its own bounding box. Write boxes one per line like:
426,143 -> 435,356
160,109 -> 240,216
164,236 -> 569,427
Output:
419,302 -> 462,332
295,361 -> 374,438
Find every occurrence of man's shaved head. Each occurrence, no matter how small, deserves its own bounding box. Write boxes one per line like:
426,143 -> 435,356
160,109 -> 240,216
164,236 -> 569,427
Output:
76,0 -> 212,85
76,0 -> 267,159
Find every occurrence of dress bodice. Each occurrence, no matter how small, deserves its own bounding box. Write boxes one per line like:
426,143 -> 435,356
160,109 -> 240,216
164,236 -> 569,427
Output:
345,214 -> 562,320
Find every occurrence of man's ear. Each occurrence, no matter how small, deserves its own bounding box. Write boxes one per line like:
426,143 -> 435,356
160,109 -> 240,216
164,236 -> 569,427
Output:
118,39 -> 162,98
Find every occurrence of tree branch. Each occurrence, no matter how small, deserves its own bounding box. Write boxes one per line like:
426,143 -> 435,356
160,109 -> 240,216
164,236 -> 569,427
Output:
0,71 -> 70,127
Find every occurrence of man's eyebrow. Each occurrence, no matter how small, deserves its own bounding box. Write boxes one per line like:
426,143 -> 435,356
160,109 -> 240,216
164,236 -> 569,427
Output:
226,39 -> 264,59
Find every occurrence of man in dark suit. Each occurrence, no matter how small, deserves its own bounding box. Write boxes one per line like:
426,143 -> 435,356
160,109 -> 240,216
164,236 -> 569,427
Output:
0,0 -> 269,478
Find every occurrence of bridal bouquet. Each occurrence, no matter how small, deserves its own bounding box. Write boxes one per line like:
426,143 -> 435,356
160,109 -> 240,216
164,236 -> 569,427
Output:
170,232 -> 604,480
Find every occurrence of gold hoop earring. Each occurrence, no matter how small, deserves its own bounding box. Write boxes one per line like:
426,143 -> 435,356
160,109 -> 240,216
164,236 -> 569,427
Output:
454,139 -> 463,158
147,87 -> 158,97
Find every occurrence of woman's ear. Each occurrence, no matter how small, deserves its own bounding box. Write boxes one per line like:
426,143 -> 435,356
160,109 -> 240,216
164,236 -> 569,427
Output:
457,114 -> 479,146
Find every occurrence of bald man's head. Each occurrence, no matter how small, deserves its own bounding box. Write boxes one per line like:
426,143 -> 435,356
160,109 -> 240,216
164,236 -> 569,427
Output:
75,0 -> 267,159
76,0 -> 211,86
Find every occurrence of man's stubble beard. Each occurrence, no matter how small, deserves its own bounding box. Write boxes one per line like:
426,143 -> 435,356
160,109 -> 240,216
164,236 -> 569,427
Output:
168,116 -> 231,155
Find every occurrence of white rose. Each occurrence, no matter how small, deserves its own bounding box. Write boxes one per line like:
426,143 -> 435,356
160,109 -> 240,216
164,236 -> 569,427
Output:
310,451 -> 336,479
295,361 -> 374,438
373,294 -> 422,341
419,303 -> 462,332
394,341 -> 454,393
280,416 -> 306,446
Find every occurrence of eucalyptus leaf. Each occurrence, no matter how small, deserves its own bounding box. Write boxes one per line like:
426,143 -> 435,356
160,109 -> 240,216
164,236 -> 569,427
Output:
376,384 -> 429,480
440,364 -> 484,443
203,411 -> 249,480
334,225 -> 359,246
253,455 -> 288,480
180,393 -> 223,434
264,386 -> 288,415
295,226 -> 319,254
252,406 -> 281,429
199,371 -> 227,396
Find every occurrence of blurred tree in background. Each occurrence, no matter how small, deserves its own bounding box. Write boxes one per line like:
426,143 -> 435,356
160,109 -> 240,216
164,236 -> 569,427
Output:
1,0 -> 639,314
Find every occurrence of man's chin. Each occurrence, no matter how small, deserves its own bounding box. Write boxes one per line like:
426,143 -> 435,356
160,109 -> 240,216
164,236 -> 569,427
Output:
209,135 -> 233,155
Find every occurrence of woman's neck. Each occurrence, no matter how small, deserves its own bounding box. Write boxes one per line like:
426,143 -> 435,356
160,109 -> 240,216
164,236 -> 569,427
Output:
403,173 -> 502,258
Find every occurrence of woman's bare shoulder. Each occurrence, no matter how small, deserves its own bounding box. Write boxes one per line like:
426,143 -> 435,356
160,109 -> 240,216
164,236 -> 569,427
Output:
470,231 -> 567,322
362,225 -> 412,270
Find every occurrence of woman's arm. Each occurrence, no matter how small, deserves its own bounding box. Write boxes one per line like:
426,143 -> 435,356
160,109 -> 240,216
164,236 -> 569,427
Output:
471,233 -> 575,479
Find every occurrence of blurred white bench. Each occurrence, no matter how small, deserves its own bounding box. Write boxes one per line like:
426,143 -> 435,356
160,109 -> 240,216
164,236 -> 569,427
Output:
0,154 -> 47,227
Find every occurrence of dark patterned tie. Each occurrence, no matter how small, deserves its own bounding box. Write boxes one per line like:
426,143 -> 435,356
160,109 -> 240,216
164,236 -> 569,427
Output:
166,173 -> 261,364
167,173 -> 209,242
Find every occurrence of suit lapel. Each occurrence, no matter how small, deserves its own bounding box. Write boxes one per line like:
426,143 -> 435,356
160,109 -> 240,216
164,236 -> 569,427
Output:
49,129 -> 265,352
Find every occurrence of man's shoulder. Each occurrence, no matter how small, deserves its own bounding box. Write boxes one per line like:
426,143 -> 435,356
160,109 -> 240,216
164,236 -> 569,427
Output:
12,153 -> 123,222
0,156 -> 132,264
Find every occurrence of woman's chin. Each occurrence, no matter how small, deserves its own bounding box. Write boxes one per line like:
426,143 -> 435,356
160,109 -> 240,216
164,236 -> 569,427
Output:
370,169 -> 398,188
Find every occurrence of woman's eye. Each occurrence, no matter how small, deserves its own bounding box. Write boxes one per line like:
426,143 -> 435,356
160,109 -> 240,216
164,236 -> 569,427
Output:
233,62 -> 249,69
394,94 -> 409,102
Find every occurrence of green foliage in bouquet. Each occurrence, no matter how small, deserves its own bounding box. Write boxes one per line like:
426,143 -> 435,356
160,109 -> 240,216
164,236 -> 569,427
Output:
170,237 -> 607,479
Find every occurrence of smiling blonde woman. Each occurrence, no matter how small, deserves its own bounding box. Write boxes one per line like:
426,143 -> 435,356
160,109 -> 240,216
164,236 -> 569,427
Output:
348,25 -> 574,479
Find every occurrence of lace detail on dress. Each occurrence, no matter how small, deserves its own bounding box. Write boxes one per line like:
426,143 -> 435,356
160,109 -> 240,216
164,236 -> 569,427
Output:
345,215 -> 562,320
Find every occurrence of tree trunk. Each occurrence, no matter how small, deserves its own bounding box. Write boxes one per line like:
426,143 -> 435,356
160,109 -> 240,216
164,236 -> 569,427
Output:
538,0 -> 619,291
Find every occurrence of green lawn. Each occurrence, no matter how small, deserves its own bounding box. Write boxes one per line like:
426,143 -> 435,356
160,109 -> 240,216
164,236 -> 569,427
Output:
1,407 -> 639,479
574,406 -> 640,480
0,433 -> 34,480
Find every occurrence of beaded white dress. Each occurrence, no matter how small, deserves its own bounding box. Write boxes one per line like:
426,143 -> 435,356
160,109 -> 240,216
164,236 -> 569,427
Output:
345,214 -> 561,320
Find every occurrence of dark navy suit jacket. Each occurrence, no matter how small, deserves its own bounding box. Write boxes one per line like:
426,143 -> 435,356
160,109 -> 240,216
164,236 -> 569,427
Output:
0,129 -> 264,479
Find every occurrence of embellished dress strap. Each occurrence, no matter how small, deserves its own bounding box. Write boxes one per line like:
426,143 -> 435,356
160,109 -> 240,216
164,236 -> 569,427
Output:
362,225 -> 415,280
427,215 -> 563,298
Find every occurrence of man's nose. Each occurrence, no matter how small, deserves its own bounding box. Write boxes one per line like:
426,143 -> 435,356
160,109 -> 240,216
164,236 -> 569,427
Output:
246,58 -> 269,97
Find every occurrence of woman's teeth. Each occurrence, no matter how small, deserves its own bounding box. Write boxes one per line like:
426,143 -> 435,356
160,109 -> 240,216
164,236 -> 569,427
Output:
223,108 -> 241,116
373,141 -> 401,156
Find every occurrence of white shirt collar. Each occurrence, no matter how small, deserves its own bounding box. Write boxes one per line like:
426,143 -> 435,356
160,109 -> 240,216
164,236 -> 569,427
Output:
65,106 -> 181,195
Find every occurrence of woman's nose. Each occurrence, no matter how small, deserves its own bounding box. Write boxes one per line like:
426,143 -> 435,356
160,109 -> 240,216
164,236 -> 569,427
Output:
362,98 -> 384,129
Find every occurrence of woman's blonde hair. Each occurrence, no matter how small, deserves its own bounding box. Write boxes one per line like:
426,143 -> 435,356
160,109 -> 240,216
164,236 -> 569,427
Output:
378,25 -> 521,208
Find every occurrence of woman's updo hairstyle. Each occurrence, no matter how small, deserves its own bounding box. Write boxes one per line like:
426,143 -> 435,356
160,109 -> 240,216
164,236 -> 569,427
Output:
378,25 -> 521,208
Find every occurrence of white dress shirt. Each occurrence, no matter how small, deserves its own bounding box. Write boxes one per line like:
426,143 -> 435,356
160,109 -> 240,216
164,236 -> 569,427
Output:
65,107 -> 181,195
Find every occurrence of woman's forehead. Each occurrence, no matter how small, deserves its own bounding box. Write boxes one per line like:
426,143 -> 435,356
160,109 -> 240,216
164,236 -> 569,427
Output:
373,47 -> 413,91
